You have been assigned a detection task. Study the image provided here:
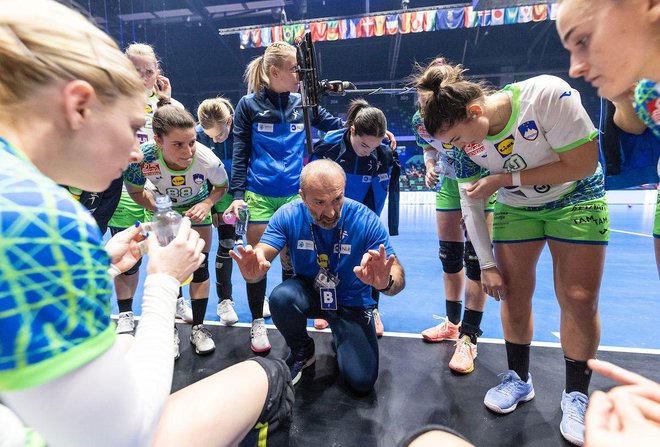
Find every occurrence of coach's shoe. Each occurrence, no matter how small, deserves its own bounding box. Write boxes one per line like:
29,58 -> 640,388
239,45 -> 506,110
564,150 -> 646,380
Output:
449,335 -> 477,374
484,370 -> 535,414
373,309 -> 385,337
116,311 -> 135,334
190,324 -> 215,355
176,297 -> 193,323
421,317 -> 460,342
263,296 -> 271,319
560,390 -> 588,446
173,326 -> 181,360
314,319 -> 329,329
250,318 -> 271,352
286,342 -> 316,385
217,299 -> 239,326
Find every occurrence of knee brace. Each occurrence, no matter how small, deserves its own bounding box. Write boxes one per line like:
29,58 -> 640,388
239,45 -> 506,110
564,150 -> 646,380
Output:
123,257 -> 142,276
192,252 -> 209,283
464,241 -> 481,282
438,241 -> 465,274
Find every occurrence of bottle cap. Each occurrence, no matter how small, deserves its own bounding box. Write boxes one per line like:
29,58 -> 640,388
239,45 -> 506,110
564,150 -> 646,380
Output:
155,195 -> 173,210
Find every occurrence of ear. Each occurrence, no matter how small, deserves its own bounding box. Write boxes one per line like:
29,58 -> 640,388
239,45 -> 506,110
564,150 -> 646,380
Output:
269,64 -> 279,79
154,133 -> 164,148
299,188 -> 306,203
467,102 -> 484,119
650,0 -> 660,21
349,126 -> 355,137
62,80 -> 95,131
226,115 -> 233,127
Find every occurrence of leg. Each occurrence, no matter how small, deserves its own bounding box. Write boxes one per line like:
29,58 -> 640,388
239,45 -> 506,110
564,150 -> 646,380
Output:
246,223 -> 271,352
110,226 -> 141,335
216,224 -> 239,325
189,226 -> 215,355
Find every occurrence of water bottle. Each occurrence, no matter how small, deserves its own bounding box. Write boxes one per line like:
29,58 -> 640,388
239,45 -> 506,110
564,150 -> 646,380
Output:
235,204 -> 249,243
152,195 -> 182,246
434,163 -> 445,190
222,210 -> 237,225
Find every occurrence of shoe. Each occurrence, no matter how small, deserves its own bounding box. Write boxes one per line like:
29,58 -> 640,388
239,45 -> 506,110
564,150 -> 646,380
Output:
484,370 -> 535,414
263,296 -> 271,318
449,335 -> 477,374
314,319 -> 329,329
421,317 -> 460,342
217,299 -> 238,326
250,318 -> 271,352
373,309 -> 384,337
116,311 -> 135,334
175,297 -> 193,323
173,326 -> 180,360
190,324 -> 215,355
286,343 -> 316,385
560,390 -> 588,446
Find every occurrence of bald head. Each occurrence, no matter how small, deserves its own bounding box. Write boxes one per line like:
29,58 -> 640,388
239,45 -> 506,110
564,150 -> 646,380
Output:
300,159 -> 346,193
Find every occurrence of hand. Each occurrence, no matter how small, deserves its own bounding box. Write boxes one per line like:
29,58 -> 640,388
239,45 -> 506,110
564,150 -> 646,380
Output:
227,199 -> 248,217
480,266 -> 507,300
385,130 -> 397,150
425,160 -> 440,189
229,244 -> 271,282
588,359 -> 657,387
156,75 -> 172,97
353,244 -> 395,289
146,217 -> 205,283
105,224 -> 147,274
465,175 -> 505,200
212,212 -> 222,228
185,201 -> 212,224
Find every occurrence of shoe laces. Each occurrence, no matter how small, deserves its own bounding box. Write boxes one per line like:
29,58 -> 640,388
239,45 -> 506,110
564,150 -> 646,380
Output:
192,325 -> 212,341
564,392 -> 588,424
454,336 -> 473,358
495,372 -> 526,397
176,298 -> 189,311
220,300 -> 234,312
252,319 -> 266,337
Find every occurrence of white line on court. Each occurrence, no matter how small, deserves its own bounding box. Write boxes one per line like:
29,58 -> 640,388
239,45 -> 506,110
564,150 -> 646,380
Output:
611,229 -> 653,238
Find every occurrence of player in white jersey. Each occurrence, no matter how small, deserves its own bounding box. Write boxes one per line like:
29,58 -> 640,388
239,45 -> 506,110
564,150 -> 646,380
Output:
124,101 -> 228,356
422,63 -> 606,446
109,43 -> 193,338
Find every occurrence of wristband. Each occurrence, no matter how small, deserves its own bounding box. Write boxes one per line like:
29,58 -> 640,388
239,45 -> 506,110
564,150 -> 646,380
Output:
378,275 -> 394,292
511,171 -> 522,187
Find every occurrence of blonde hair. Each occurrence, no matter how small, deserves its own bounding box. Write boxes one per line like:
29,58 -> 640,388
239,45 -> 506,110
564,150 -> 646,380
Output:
243,41 -> 296,95
0,0 -> 143,119
197,97 -> 234,129
125,42 -> 160,68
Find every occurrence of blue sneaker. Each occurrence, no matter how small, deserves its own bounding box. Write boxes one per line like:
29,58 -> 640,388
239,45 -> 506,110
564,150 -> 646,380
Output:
484,370 -> 535,414
285,342 -> 315,385
560,390 -> 588,446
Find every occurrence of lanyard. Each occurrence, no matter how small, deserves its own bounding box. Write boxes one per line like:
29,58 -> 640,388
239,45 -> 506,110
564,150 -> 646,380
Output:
309,223 -> 345,275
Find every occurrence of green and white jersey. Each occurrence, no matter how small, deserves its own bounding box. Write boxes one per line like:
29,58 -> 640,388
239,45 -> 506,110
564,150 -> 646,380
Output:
123,141 -> 228,207
411,110 -> 459,179
0,138 -> 114,391
137,90 -> 159,145
454,75 -> 602,208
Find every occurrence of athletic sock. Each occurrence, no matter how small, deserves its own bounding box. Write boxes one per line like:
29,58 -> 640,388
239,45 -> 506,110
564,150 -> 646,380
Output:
460,308 -> 483,344
118,298 -> 133,314
565,357 -> 592,395
247,278 -> 267,320
215,252 -> 233,301
446,300 -> 462,325
505,340 -> 530,382
191,298 -> 209,326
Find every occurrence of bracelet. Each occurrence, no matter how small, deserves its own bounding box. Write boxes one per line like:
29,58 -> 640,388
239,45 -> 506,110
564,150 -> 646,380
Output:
511,171 -> 522,187
378,275 -> 395,292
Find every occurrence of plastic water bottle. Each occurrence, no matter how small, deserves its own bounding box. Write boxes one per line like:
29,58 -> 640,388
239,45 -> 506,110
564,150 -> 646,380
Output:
152,195 -> 181,246
222,210 -> 237,225
433,163 -> 445,189
235,204 -> 249,243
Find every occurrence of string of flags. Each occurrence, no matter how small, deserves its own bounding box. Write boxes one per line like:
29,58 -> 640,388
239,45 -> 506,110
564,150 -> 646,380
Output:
238,3 -> 558,50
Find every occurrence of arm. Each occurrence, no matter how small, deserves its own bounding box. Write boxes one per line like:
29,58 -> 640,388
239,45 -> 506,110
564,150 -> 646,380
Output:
311,105 -> 344,132
612,97 -> 647,135
185,184 -> 227,224
125,183 -> 157,212
353,244 -> 405,296
423,146 -> 441,188
229,98 -> 252,201
229,242 -> 280,283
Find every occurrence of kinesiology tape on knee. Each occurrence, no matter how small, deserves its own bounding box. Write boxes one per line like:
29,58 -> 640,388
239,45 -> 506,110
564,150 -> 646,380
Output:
464,241 -> 481,281
438,241 -> 465,274
192,252 -> 209,283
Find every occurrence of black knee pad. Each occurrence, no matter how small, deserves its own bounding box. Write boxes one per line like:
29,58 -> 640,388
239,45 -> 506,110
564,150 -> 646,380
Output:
244,357 -> 294,446
464,241 -> 481,282
217,223 -> 236,256
192,252 -> 209,283
438,241 -> 465,274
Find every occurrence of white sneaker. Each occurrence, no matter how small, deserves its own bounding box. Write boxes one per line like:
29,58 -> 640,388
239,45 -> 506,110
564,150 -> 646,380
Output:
250,318 -> 271,352
190,324 -> 215,355
116,311 -> 135,334
175,297 -> 193,323
263,296 -> 271,318
217,299 -> 238,325
173,326 -> 180,360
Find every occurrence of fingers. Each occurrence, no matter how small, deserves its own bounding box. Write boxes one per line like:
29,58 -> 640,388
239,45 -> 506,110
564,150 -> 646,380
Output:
588,359 -> 654,386
174,216 -> 192,241
609,388 -> 646,429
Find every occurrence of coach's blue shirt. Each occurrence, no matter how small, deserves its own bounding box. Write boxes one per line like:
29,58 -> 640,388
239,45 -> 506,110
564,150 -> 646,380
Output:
261,198 -> 395,307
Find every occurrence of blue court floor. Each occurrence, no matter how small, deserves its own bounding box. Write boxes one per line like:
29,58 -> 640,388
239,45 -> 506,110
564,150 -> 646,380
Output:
111,198 -> 660,350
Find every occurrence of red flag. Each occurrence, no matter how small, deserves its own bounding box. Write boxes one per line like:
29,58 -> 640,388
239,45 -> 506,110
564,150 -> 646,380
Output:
358,17 -> 375,38
410,12 -> 423,32
271,25 -> 283,42
532,5 -> 548,21
399,12 -> 412,34
311,22 -> 327,41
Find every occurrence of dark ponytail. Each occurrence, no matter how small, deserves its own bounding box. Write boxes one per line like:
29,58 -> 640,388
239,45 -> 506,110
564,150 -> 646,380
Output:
344,99 -> 387,139
152,98 -> 196,139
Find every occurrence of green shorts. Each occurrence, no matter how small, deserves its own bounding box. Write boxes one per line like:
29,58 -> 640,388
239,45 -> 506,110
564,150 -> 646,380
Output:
108,192 -> 152,229
654,191 -> 660,238
213,193 -> 234,215
173,203 -> 212,226
492,197 -> 609,244
245,191 -> 300,223
436,177 -> 496,212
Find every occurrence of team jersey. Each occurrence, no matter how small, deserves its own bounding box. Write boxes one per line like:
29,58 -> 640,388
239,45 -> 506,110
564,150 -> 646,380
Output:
634,79 -> 660,140
453,75 -> 602,208
0,138 -> 114,391
136,91 -> 184,145
123,141 -> 228,207
260,198 -> 395,307
312,128 -> 394,216
411,110 -> 458,179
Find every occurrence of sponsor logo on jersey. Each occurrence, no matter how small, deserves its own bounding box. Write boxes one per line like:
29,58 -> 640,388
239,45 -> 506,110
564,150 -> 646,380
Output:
333,243 -> 352,255
378,173 -> 389,181
297,240 -> 314,250
193,173 -> 205,185
534,185 -> 551,194
317,253 -> 329,268
171,175 -> 186,186
292,109 -> 300,119
145,104 -> 154,114
257,123 -> 274,133
257,110 -> 269,117
503,154 -> 527,172
559,91 -> 572,99
441,143 -> 455,150
137,134 -> 149,145
518,121 -> 539,141
290,123 -> 304,133
141,163 -> 162,177
362,175 -> 371,183
647,98 -> 660,125
496,136 -> 515,157
464,143 -> 485,157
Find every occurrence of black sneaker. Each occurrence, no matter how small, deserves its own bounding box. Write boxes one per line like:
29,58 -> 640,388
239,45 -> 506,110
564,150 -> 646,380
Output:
285,342 -> 315,385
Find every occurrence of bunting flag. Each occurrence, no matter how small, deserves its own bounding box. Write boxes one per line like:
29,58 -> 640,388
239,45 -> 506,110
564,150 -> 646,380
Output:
374,15 -> 387,36
532,5 -> 548,21
234,3 -> 560,49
